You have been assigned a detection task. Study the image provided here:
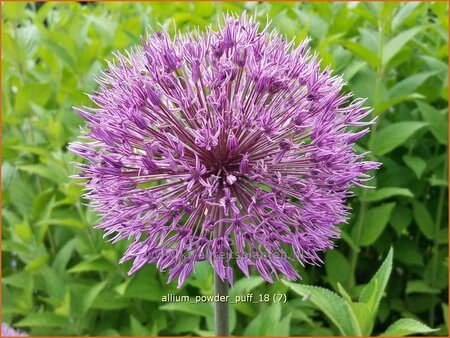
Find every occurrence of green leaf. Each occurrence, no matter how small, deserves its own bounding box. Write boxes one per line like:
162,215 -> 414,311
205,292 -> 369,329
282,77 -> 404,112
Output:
362,188 -> 413,202
15,312 -> 68,328
403,155 -> 426,179
8,145 -> 49,157
412,201 -> 435,240
350,67 -> 376,106
52,239 -> 76,274
171,314 -> 201,334
3,2 -> 27,20
358,203 -> 396,246
439,228 -> 449,244
339,40 -> 380,68
130,315 -> 151,336
429,176 -> 448,187
92,290 -> 131,310
32,189 -> 55,220
114,278 -> 132,297
25,254 -> 49,272
36,218 -> 84,229
442,304 -> 448,330
382,26 -> 425,65
388,71 -> 438,99
96,328 -> 121,336
276,312 -> 291,336
43,38 -> 76,72
16,164 -> 67,184
374,93 -> 424,114
282,281 -> 361,336
349,302 -> 372,336
14,83 -> 52,115
55,291 -> 71,317
325,250 -> 351,287
187,261 -> 213,293
337,284 -> 371,335
372,122 -> 427,156
2,271 -> 32,289
392,3 -> 420,31
68,257 -> 116,273
341,230 -> 360,253
390,204 -> 412,235
420,55 -> 448,75
2,161 -> 15,192
229,276 -> 264,300
125,272 -> 167,301
15,218 -> 32,243
193,329 -> 215,337
6,177 -> 34,215
406,280 -> 440,295
336,282 -> 353,304
416,101 -> 448,145
242,302 -> 290,336
78,281 -> 108,319
359,247 -> 393,333
41,266 -> 65,300
380,318 -> 438,336
395,238 -> 424,266
343,61 -> 366,81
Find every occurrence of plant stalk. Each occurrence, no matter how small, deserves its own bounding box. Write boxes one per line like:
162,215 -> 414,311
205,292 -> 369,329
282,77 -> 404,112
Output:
214,270 -> 230,336
347,14 -> 385,290
429,155 -> 447,325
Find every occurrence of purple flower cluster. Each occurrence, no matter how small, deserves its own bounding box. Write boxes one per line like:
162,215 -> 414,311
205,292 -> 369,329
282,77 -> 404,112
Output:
1,323 -> 27,337
70,14 -> 378,287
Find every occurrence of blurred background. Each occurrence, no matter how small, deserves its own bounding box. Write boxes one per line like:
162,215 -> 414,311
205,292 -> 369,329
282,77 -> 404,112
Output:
1,1 -> 448,336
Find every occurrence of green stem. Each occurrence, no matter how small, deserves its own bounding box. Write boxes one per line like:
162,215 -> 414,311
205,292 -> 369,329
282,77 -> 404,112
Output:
347,16 -> 385,290
214,271 -> 230,336
347,120 -> 378,289
348,109 -> 383,287
429,155 -> 447,325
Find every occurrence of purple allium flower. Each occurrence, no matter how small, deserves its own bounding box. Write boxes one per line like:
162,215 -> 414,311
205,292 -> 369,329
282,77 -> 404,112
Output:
69,14 -> 378,287
1,323 -> 27,337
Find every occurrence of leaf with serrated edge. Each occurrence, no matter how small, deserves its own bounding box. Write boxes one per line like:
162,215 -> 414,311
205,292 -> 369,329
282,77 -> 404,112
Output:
337,282 -> 353,304
380,318 -> 438,336
337,283 -> 373,336
350,302 -> 372,336
282,281 -> 361,336
359,248 -> 393,334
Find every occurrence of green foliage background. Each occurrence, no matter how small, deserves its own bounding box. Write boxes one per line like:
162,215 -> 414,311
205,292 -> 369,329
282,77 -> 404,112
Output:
2,1 -> 448,336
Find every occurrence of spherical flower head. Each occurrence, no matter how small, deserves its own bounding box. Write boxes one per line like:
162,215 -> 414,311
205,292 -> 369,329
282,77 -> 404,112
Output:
1,323 -> 28,337
69,13 -> 379,287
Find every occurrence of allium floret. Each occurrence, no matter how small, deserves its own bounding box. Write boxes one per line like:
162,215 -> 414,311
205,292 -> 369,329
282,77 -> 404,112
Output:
1,323 -> 28,337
